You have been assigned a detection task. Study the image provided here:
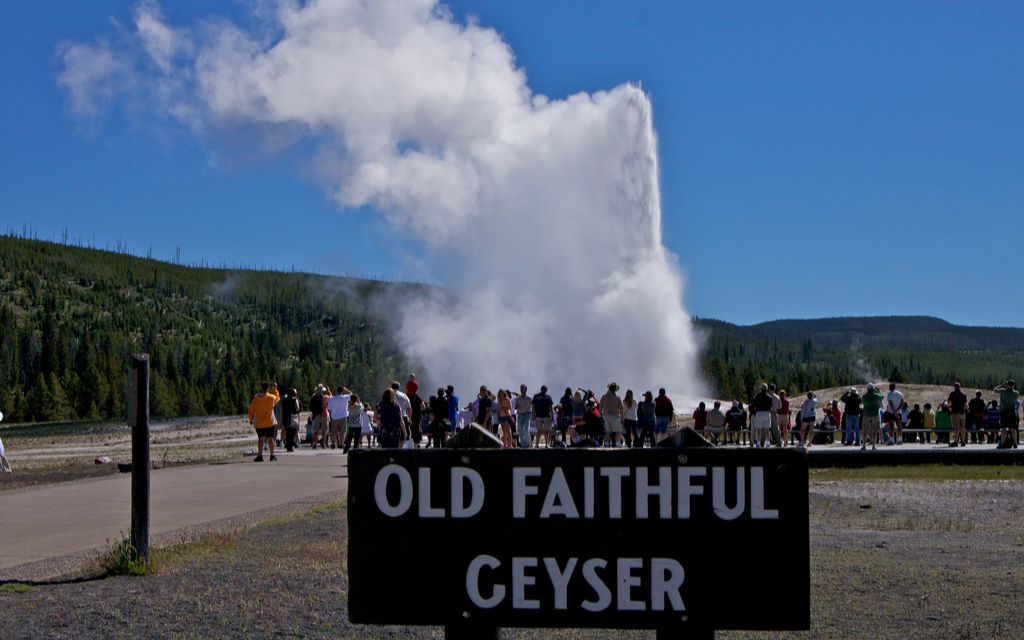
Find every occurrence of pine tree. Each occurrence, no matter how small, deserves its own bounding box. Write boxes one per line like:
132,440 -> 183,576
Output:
45,372 -> 74,422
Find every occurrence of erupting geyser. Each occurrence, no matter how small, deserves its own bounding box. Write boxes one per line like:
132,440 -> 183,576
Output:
59,0 -> 704,396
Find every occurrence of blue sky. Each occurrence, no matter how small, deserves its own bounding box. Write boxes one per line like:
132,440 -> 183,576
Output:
2,1 -> 1022,326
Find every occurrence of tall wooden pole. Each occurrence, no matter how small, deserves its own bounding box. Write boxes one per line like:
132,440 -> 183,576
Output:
128,353 -> 150,561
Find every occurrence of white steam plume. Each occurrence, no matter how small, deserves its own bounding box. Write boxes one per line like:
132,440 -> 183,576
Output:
59,0 -> 705,398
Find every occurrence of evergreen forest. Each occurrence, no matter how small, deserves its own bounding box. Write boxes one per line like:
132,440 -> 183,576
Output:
1,235 -> 1021,423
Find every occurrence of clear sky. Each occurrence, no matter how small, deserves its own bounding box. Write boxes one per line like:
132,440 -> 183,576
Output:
3,1 -> 1022,327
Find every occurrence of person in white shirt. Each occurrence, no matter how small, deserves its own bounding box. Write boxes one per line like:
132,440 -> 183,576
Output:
705,401 -> 727,445
390,382 -> 412,445
326,386 -> 352,450
886,383 -> 905,444
360,409 -> 374,447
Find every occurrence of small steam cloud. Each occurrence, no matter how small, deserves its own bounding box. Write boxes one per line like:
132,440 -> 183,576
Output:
60,0 -> 705,396
848,341 -> 880,384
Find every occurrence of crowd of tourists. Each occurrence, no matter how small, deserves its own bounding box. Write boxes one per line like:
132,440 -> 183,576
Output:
246,376 -> 684,455
693,380 -> 1020,451
246,376 -> 1021,457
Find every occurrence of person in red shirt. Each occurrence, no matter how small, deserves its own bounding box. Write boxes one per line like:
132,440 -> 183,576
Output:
692,402 -> 708,433
406,373 -> 420,398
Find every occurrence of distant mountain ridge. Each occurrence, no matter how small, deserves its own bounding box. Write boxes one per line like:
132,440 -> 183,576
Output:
697,316 -> 1024,351
695,315 -> 1022,402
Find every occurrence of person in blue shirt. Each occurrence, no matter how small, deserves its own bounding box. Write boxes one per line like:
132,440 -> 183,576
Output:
446,385 -> 460,432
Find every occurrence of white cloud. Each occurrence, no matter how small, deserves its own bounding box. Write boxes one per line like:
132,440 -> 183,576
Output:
57,0 -> 706,397
134,0 -> 190,73
56,39 -> 131,117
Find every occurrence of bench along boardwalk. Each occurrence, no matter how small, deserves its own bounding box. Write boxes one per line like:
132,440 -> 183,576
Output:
348,448 -> 809,636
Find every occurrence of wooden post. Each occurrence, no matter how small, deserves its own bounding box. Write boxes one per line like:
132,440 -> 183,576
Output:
128,353 -> 150,561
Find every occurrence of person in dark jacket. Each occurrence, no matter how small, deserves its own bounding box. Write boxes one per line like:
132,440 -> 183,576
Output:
376,388 -> 406,449
968,391 -> 987,444
429,389 -> 450,448
280,388 -> 302,452
840,387 -> 862,446
750,384 -> 774,447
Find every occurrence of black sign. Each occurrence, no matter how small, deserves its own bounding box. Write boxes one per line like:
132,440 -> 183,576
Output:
348,448 -> 809,632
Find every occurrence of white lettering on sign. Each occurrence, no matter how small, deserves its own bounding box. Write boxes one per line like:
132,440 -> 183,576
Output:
616,558 -> 645,611
543,557 -> 577,610
539,468 -> 579,518
451,467 -> 485,518
467,555 -> 505,608
507,465 -> 778,521
465,555 -> 687,612
750,466 -> 779,519
580,559 -> 612,612
418,468 -> 445,518
651,558 -> 686,611
712,467 -> 745,520
512,557 -> 540,609
374,466 -> 485,518
583,467 -> 595,518
636,467 -> 672,519
677,467 -> 705,519
599,467 -> 629,519
374,464 -> 413,517
513,467 -> 542,518
369,464 -> 778,521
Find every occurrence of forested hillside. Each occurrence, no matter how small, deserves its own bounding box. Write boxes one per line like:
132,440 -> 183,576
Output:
2,236 -> 1021,423
0,236 -> 416,423
698,316 -> 1024,401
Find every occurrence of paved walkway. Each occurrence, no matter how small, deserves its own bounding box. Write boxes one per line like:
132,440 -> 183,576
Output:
0,449 -> 348,577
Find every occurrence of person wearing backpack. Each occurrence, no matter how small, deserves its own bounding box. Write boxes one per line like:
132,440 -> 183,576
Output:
376,388 -> 406,449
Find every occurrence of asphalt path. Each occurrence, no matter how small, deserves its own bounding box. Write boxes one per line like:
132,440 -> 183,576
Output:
1,438 -> 1019,581
0,448 -> 348,578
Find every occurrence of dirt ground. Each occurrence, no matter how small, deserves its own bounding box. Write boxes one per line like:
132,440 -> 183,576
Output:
0,415 -> 256,491
1,475 -> 1021,640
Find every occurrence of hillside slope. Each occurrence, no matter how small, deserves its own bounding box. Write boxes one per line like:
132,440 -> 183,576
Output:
0,236 -> 418,423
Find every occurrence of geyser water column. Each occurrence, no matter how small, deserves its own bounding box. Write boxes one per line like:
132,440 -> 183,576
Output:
58,0 -> 705,397
397,85 -> 704,396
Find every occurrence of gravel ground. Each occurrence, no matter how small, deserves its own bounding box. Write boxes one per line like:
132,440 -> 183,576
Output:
1,478 -> 1022,639
0,416 -> 260,492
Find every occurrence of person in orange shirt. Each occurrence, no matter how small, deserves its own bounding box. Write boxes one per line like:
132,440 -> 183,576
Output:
248,382 -> 281,462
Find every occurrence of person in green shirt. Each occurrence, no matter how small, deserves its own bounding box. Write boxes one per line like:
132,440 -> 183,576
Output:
994,380 -> 1020,448
934,401 -> 953,445
861,383 -> 885,450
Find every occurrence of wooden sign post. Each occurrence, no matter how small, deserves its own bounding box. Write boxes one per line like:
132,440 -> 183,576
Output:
348,448 -> 809,637
127,353 -> 150,561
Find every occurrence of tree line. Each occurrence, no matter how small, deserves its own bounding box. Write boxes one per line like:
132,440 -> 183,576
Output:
2,236 -> 1021,424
